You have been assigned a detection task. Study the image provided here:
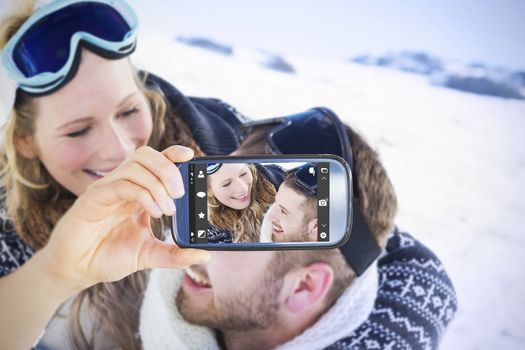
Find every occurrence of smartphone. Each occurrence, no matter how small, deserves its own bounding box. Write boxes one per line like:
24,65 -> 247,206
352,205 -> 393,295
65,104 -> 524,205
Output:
172,154 -> 353,250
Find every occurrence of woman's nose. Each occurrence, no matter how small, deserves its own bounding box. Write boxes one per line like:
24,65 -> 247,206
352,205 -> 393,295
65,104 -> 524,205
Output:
233,178 -> 248,194
97,123 -> 134,160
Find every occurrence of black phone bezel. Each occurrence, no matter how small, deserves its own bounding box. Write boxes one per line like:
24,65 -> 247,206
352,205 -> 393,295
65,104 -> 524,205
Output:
171,154 -> 353,251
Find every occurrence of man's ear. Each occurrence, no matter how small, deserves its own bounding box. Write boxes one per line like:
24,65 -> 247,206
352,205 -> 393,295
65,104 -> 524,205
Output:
15,136 -> 37,159
307,218 -> 318,241
284,262 -> 334,314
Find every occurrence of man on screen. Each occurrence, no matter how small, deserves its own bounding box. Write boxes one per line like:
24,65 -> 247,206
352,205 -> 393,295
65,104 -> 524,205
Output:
264,163 -> 318,242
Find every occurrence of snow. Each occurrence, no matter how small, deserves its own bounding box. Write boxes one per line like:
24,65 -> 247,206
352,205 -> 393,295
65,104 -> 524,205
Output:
132,31 -> 525,349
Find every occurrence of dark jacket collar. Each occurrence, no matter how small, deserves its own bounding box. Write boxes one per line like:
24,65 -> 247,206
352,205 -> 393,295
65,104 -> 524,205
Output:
143,72 -> 243,155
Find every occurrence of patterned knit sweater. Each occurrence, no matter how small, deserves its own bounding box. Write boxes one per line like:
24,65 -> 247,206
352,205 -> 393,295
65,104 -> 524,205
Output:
328,228 -> 457,350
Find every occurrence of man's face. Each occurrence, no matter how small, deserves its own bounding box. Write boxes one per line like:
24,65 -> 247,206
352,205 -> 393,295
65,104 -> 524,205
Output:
268,183 -> 314,242
176,251 -> 285,330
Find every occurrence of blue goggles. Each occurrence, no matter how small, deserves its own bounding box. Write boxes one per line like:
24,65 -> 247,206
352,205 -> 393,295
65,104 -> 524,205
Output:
1,0 -> 138,96
239,107 -> 382,276
207,163 -> 223,175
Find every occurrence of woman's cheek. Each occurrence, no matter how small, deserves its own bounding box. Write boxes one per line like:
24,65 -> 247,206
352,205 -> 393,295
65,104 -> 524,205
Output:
132,108 -> 154,144
248,173 -> 254,188
246,177 -> 254,192
54,143 -> 93,173
216,188 -> 230,205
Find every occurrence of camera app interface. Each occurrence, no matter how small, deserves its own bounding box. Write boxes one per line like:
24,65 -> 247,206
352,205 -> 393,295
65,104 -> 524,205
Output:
188,161 -> 330,244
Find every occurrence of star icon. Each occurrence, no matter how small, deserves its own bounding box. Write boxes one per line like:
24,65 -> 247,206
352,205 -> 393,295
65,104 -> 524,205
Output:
198,212 -> 205,219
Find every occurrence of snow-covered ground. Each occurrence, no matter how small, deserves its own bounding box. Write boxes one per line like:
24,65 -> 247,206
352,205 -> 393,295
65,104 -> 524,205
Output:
132,32 -> 525,349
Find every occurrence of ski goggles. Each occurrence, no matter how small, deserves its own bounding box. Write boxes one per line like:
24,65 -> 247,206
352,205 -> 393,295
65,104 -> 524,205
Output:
240,107 -> 354,170
207,163 -> 222,175
239,107 -> 381,276
1,0 -> 138,96
293,162 -> 318,197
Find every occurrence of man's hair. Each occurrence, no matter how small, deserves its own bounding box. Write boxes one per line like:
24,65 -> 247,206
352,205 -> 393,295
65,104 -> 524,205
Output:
280,172 -> 317,224
236,119 -> 398,307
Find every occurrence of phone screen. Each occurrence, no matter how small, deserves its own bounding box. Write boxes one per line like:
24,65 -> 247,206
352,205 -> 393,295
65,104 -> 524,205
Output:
173,155 -> 351,249
188,161 -> 330,244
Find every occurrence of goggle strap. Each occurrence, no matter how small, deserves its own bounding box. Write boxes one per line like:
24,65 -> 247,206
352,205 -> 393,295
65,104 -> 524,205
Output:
340,198 -> 382,276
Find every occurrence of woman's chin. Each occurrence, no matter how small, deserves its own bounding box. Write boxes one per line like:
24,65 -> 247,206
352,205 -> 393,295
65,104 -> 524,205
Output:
225,194 -> 251,210
226,200 -> 251,210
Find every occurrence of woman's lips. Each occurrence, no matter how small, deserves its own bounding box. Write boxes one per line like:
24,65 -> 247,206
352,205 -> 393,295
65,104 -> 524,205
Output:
83,169 -> 103,179
83,167 -> 118,179
232,192 -> 249,202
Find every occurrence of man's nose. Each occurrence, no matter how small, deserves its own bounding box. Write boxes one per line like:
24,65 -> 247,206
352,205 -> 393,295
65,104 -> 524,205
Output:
97,123 -> 134,160
269,205 -> 278,221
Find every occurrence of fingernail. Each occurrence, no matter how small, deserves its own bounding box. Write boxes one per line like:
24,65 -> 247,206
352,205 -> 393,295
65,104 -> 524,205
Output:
166,197 -> 176,214
176,145 -> 193,153
171,178 -> 185,198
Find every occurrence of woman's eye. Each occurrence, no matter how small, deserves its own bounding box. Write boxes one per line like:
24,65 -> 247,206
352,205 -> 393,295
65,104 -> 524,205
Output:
67,127 -> 91,138
240,172 -> 247,177
121,107 -> 139,117
222,181 -> 231,188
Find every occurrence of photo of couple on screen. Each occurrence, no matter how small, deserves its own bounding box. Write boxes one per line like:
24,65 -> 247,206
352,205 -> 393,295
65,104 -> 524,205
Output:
204,162 -> 325,244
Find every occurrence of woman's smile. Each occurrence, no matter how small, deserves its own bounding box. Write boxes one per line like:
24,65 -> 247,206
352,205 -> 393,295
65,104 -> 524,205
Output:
231,192 -> 250,202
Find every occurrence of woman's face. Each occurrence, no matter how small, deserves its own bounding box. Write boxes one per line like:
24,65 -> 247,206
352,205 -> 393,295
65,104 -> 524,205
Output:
209,164 -> 254,210
19,49 -> 153,196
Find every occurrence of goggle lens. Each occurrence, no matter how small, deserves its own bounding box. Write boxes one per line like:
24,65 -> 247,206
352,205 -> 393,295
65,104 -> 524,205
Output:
13,2 -> 131,78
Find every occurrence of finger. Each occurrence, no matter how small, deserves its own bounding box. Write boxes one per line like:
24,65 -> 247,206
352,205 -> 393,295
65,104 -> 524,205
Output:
104,161 -> 176,216
138,145 -> 193,199
160,145 -> 194,163
80,180 -> 164,221
113,145 -> 191,199
160,145 -> 194,198
137,240 -> 211,270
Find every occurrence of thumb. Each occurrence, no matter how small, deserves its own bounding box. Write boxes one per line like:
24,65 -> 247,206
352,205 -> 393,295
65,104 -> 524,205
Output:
161,145 -> 194,163
138,239 -> 211,270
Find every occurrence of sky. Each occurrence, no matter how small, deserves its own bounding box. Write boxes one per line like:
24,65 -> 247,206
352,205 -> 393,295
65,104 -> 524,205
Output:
0,0 -> 523,70
124,0 -> 525,71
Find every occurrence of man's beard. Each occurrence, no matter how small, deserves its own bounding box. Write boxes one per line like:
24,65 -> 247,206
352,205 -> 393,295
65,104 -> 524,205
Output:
176,266 -> 284,331
273,218 -> 311,242
273,228 -> 309,242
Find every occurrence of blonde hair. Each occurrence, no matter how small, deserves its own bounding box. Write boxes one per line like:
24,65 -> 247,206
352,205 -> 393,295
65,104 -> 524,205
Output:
0,1 -> 204,348
207,164 -> 276,242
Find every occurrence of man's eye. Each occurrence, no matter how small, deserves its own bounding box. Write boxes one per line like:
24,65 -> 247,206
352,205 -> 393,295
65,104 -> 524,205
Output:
121,107 -> 139,117
67,127 -> 91,138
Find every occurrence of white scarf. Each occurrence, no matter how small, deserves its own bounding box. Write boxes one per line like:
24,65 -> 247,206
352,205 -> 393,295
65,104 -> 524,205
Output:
140,253 -> 378,350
